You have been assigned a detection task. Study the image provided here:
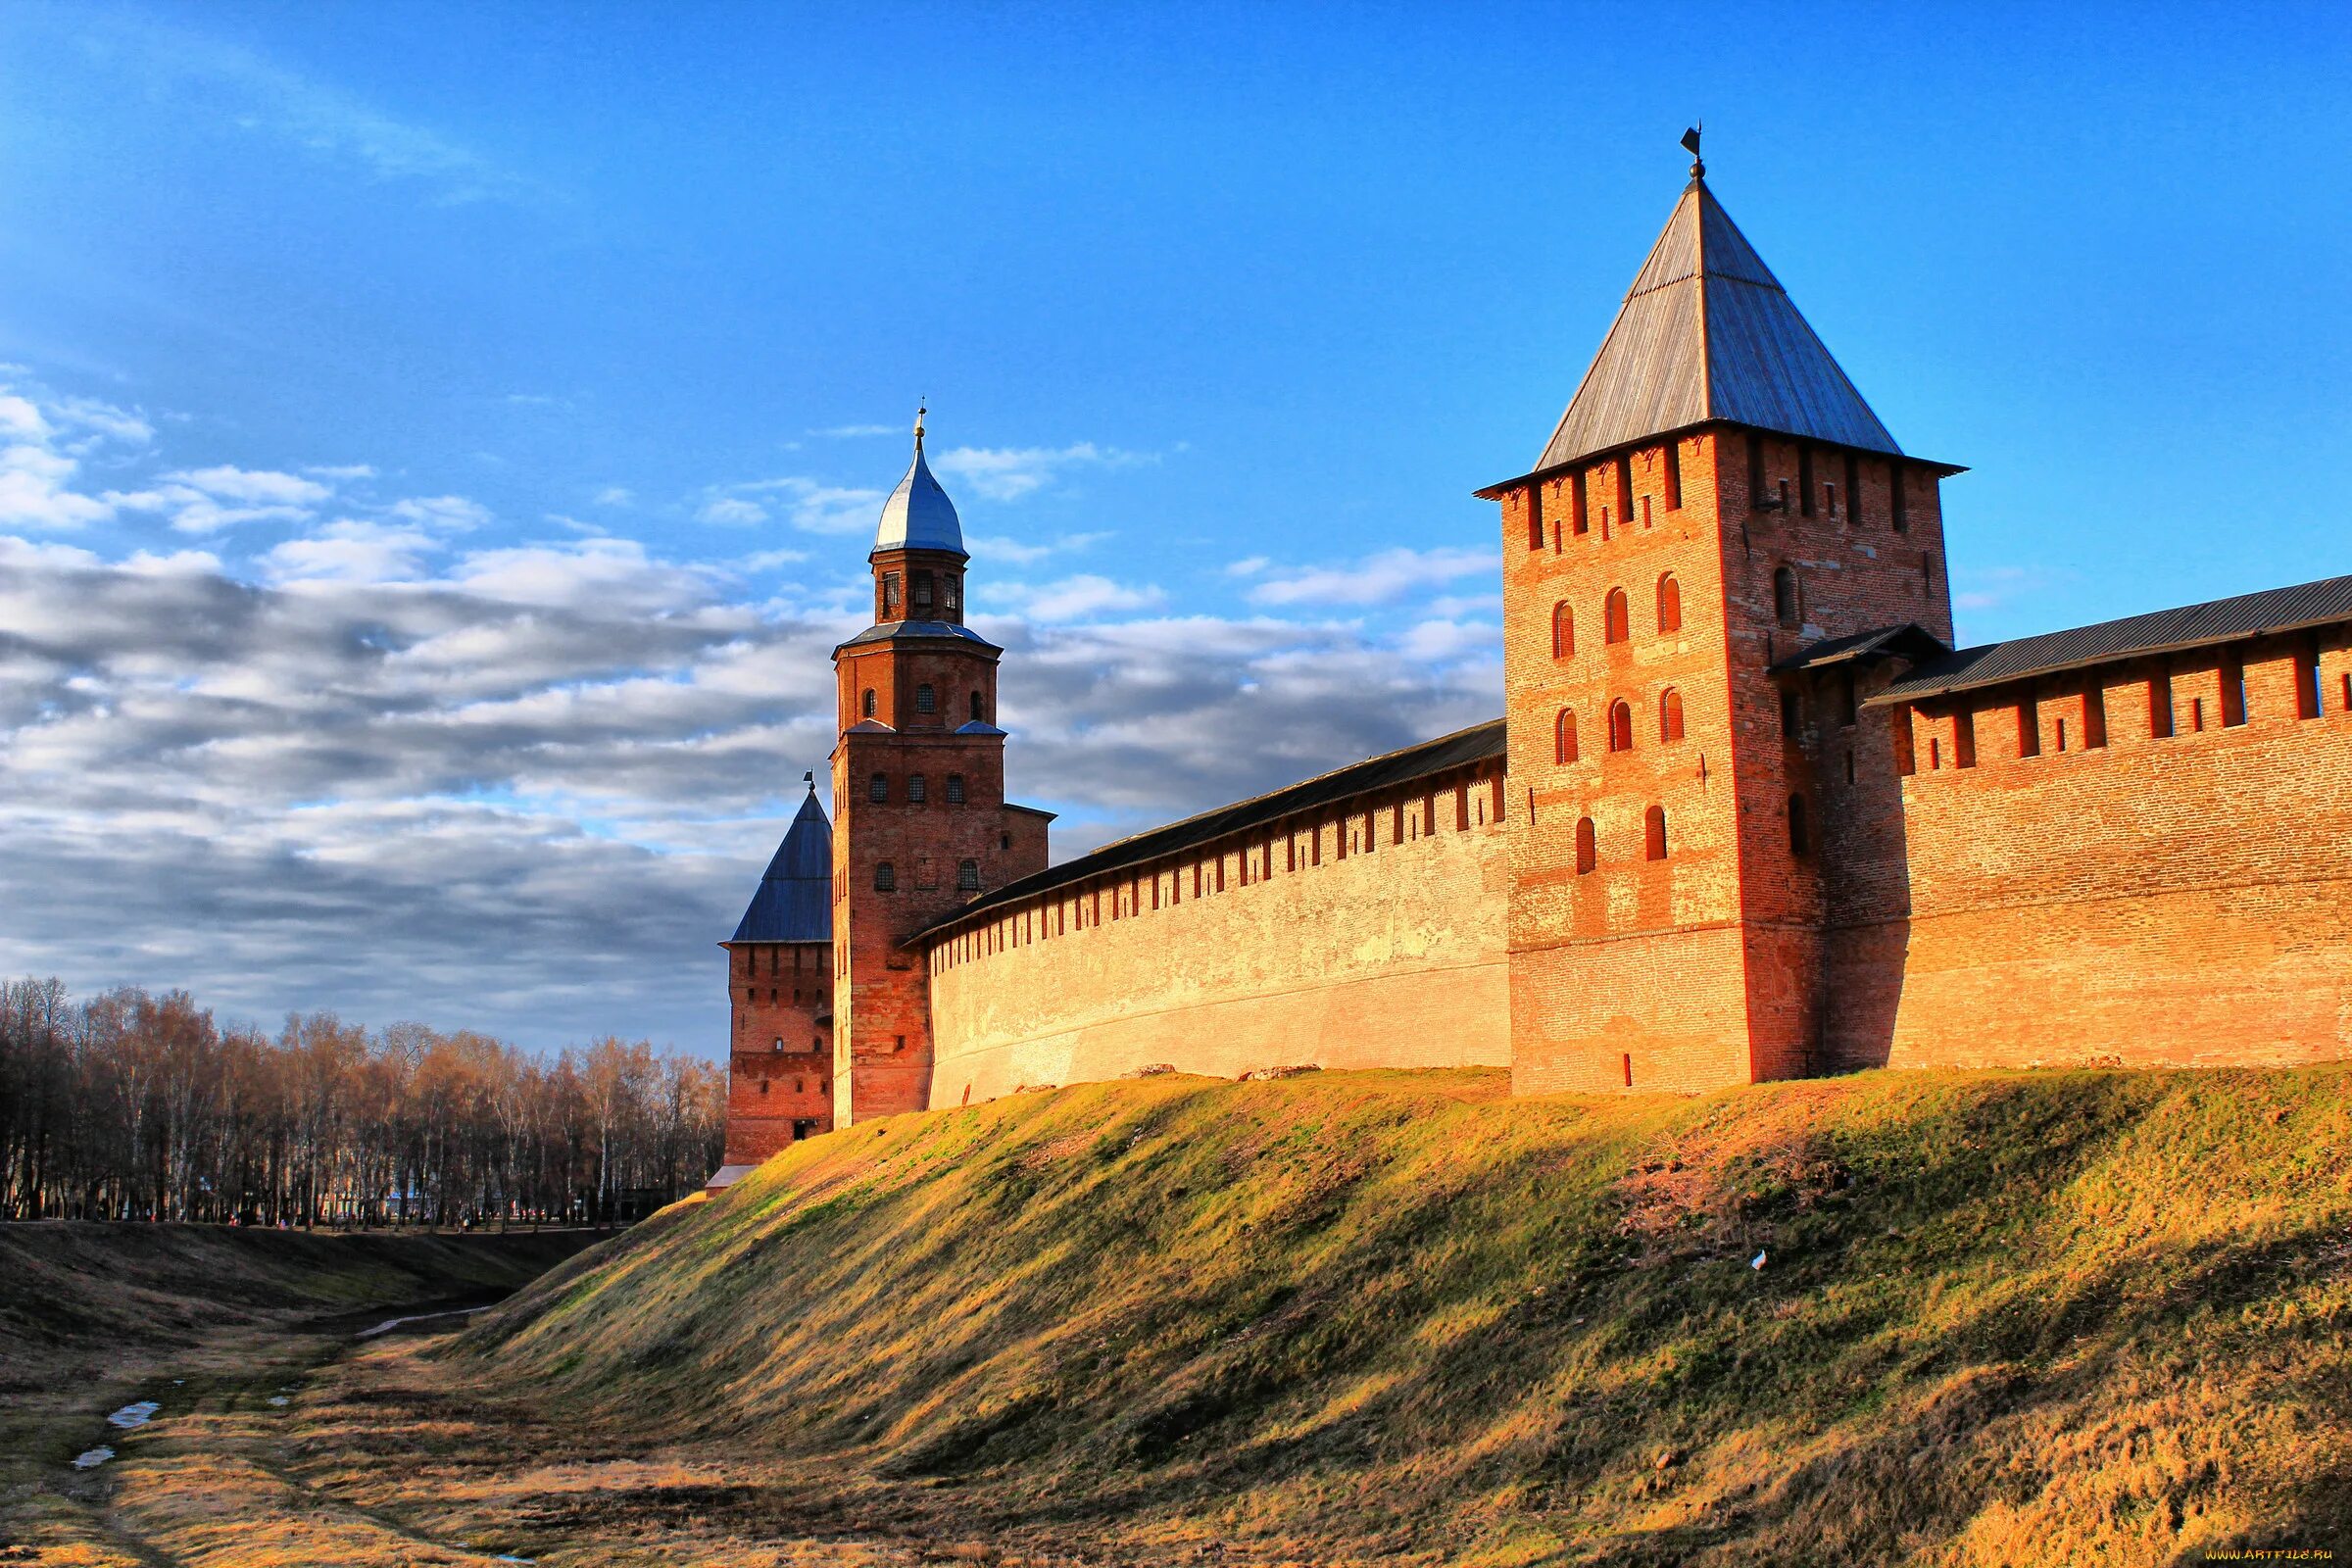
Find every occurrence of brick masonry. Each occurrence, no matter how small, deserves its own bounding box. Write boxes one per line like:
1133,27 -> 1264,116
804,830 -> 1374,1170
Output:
721,939 -> 833,1161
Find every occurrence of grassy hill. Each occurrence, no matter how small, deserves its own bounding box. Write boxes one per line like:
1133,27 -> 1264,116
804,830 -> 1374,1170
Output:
453,1067 -> 2352,1566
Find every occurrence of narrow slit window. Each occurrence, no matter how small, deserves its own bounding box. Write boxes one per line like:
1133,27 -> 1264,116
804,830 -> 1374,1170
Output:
2149,674 -> 2175,739
1575,816 -> 1596,874
1571,467 -> 1590,535
1844,452 -> 1862,526
1604,587 -> 1630,644
1526,484 -> 1544,552
1554,708 -> 1579,764
2221,653 -> 2248,727
1552,601 -> 1575,658
1747,432 -> 1767,510
1838,669 -> 1858,727
1781,687 -> 1802,739
1659,687 -> 1684,743
1608,700 -> 1635,752
1888,461 -> 1909,531
1797,446 -> 1816,516
1663,439 -> 1682,510
1774,565 -> 1799,629
861,689 -> 876,719
2017,699 -> 2041,758
1615,455 -> 1633,528
2084,686 -> 2109,749
1892,705 -> 1918,775
2295,638 -> 2323,719
1642,805 -> 1667,860
1656,572 -> 1681,633
1955,709 -> 1978,768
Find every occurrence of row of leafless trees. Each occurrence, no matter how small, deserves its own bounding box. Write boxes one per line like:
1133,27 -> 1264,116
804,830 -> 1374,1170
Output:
0,977 -> 725,1226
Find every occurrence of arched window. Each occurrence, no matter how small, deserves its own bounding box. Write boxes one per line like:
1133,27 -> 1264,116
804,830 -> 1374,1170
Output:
915,684 -> 937,714
969,691 -> 985,722
946,773 -> 966,805
1657,573 -> 1682,633
1608,700 -> 1635,752
1643,805 -> 1668,860
1554,708 -> 1579,764
1575,816 -> 1596,874
1604,587 -> 1631,644
1551,602 -> 1575,658
1788,794 -> 1810,856
1659,687 -> 1685,743
868,773 -> 888,803
957,858 -> 980,892
906,773 -> 927,804
1774,565 -> 1799,629
874,860 -> 897,892
860,689 -> 876,719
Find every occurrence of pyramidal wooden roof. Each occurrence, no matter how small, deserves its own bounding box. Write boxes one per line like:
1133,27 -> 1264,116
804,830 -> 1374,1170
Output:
1530,173 -> 1901,473
728,788 -> 832,944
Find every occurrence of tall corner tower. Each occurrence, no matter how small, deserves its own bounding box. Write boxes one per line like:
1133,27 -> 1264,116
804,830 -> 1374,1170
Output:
831,409 -> 1047,1126
1479,135 -> 1963,1095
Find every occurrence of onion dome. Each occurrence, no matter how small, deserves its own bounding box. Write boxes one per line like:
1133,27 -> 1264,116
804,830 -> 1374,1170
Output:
871,406 -> 966,559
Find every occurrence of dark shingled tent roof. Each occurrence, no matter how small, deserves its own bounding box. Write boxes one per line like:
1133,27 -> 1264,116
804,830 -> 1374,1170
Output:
729,789 -> 832,943
918,719 -> 1507,941
1873,574 -> 2352,706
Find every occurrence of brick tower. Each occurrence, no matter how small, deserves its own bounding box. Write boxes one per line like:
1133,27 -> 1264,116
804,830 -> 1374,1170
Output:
831,410 -> 1052,1125
711,779 -> 834,1188
1480,136 -> 1962,1094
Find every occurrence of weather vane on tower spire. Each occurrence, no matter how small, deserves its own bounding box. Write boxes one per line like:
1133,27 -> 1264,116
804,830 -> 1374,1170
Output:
1682,122 -> 1704,180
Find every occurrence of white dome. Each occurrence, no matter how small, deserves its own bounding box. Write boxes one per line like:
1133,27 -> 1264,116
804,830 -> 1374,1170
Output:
872,411 -> 965,558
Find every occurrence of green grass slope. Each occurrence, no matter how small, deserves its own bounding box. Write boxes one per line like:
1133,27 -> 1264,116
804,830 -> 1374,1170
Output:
455,1067 -> 2352,1566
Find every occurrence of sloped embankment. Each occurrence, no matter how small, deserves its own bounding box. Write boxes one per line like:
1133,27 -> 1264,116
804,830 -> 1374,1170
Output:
454,1067 -> 2352,1565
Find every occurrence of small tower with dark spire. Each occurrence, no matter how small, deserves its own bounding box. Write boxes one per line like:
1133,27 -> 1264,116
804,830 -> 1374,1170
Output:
1479,137 -> 1964,1094
711,779 -> 835,1187
829,411 -> 1053,1126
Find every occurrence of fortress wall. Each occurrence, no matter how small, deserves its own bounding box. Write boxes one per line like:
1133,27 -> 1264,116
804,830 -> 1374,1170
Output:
923,766 -> 1511,1105
1851,630 -> 2352,1071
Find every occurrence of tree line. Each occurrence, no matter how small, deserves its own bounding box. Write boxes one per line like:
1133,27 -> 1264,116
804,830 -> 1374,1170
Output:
0,977 -> 725,1227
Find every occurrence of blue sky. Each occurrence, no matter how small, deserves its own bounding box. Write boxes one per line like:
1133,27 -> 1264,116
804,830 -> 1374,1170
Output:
1,1 -> 2346,1052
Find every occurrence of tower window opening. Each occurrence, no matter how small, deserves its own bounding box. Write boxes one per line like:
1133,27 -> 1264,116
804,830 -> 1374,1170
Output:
2341,671 -> 2351,713
1615,455 -> 1633,529
1788,794 -> 1810,857
915,683 -> 936,714
861,689 -> 876,719
1929,736 -> 1941,769
1844,749 -> 1855,784
1746,431 -> 1767,509
874,860 -> 897,892
970,691 -> 985,722
947,773 -> 965,804
881,571 -> 902,617
1604,587 -> 1630,644
2150,673 -> 2175,739
1774,565 -> 1799,629
958,859 -> 980,892
2294,638 -> 2323,719
1555,708 -> 1579,764
943,574 -> 961,615
1571,467 -> 1590,535
1656,572 -> 1681,634
1552,601 -> 1575,658
1893,707 -> 1917,775
1608,700 -> 1635,752
1889,461 -> 1909,532
1663,439 -> 1683,510
2017,699 -> 2041,759
2055,717 -> 2068,752
1001,832 -> 1011,852
1575,816 -> 1596,874
1844,452 -> 1862,526
1824,481 -> 1838,520
1643,805 -> 1668,860
2190,696 -> 2206,732
1781,687 -> 1802,739
1955,709 -> 1978,767
907,774 -> 927,804
869,772 -> 889,803
1640,494 -> 1652,529
1838,669 -> 1858,727
2085,685 -> 2109,748
1797,447 -> 1815,516
1659,688 -> 1684,743
912,571 -> 934,612
760,1080 -> 769,1096
1526,484 -> 1545,552
1622,1053 -> 1634,1088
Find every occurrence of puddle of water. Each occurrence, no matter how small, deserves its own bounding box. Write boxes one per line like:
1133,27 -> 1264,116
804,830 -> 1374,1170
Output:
71,1446 -> 115,1470
107,1401 -> 160,1431
357,1304 -> 494,1340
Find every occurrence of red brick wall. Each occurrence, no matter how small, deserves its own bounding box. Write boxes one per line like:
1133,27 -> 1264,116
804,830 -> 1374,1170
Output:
924,764 -> 1510,1102
1857,628 -> 2352,1069
721,940 -> 833,1164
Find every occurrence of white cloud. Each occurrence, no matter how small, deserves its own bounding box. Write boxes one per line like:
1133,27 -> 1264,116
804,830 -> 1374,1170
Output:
386,494 -> 492,532
1006,574 -> 1169,621
593,486 -> 635,507
967,530 -> 1109,566
808,423 -> 902,439
718,476 -> 887,536
1225,556 -> 1270,577
699,496 -> 769,527
165,466 -> 331,507
1247,546 -> 1495,608
260,519 -> 437,585
305,464 -> 377,480
931,442 -> 1156,503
